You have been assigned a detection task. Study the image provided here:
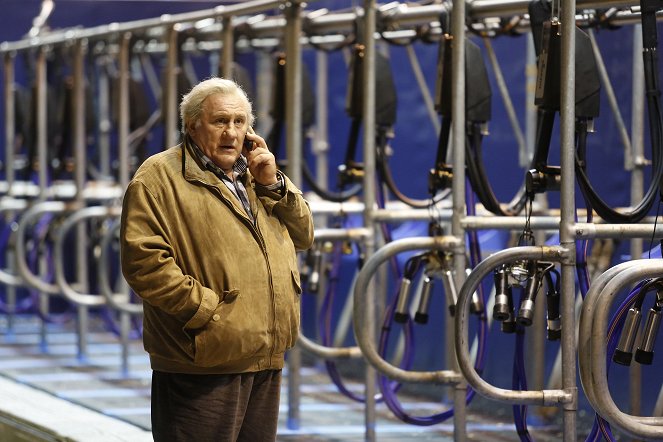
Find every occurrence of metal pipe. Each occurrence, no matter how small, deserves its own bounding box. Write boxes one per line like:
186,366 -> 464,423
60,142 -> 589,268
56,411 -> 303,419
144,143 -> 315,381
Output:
52,206 -> 124,306
454,245 -> 573,405
578,261 -> 639,420
0,199 -> 28,288
97,218 -> 143,314
0,0 -> 290,52
582,261 -> 663,438
297,334 -> 363,359
559,0 -> 579,437
4,52 -> 15,189
468,0 -> 639,20
164,25 -> 179,149
314,50 -> 329,189
14,201 -> 72,294
450,0 -> 468,437
118,33 -> 131,188
629,22 -> 646,420
313,227 -> 371,242
35,47 -> 47,197
352,236 -> 463,386
284,1 -> 304,431
362,2 -> 378,440
72,38 -> 91,362
221,16 -> 234,79
1,1 -> 656,56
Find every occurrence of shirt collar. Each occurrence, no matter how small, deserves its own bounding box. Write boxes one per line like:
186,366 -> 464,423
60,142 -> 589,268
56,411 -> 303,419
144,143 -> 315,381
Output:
187,135 -> 248,180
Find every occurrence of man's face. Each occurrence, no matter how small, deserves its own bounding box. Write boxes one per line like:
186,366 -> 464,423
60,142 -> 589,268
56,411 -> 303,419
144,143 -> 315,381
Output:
188,92 -> 249,175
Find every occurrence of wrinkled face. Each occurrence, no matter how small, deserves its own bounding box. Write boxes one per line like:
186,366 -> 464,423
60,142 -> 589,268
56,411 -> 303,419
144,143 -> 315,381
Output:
188,92 -> 249,175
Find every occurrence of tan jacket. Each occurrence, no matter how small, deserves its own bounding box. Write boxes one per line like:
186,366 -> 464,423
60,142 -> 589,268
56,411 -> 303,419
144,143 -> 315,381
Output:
120,141 -> 314,374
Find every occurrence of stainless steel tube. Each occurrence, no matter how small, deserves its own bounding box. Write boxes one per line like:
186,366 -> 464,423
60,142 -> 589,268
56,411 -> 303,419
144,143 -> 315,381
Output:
454,245 -> 573,406
353,236 -> 463,384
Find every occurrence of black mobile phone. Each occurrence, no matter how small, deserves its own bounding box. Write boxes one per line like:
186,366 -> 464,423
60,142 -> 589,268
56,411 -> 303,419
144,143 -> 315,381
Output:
243,127 -> 255,151
243,137 -> 254,151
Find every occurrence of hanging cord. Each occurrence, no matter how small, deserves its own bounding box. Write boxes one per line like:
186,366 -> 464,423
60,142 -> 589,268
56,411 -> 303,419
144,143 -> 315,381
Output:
648,198 -> 662,259
375,127 -> 450,208
512,262 -> 558,441
317,205 -> 409,403
465,123 -> 529,216
573,3 -> 663,223
318,240 -> 389,403
433,35 -> 528,216
374,180 -> 488,425
575,129 -> 594,299
265,51 -> 362,203
512,319 -> 533,442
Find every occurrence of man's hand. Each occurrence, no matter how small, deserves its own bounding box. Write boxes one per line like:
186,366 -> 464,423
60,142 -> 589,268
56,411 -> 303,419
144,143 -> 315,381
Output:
243,130 -> 278,186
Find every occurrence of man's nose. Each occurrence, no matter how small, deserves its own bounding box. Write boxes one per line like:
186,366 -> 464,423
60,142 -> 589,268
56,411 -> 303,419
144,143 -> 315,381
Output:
222,126 -> 237,138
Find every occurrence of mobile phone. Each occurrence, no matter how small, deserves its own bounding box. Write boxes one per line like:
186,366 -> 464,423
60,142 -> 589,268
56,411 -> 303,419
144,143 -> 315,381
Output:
243,127 -> 255,152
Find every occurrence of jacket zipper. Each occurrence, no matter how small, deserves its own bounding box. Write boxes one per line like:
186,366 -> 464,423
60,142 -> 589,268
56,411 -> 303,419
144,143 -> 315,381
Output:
195,178 -> 278,367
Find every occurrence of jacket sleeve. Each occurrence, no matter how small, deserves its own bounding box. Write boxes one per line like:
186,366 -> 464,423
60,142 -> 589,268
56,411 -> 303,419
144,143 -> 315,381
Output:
255,172 -> 314,252
120,180 -> 218,330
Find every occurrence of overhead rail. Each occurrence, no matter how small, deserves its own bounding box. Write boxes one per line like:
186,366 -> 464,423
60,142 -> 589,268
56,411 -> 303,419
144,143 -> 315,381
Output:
1,1 -> 656,55
0,0 -> 297,52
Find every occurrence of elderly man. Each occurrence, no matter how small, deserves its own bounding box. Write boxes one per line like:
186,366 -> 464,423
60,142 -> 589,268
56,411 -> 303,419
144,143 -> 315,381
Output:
120,77 -> 314,442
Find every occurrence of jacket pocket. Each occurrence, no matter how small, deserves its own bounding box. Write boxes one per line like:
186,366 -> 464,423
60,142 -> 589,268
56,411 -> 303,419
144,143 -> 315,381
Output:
192,289 -> 268,367
291,269 -> 302,295
287,269 -> 302,347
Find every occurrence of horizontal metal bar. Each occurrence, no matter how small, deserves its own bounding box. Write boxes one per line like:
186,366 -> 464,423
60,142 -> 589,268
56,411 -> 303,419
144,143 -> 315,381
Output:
0,0 -> 293,52
1,0 -> 650,53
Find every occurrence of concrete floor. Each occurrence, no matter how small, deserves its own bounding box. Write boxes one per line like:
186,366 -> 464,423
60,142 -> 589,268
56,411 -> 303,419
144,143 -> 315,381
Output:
0,313 -> 566,441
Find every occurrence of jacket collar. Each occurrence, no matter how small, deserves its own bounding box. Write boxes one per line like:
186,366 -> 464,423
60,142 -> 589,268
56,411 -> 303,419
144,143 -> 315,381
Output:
182,135 -> 250,185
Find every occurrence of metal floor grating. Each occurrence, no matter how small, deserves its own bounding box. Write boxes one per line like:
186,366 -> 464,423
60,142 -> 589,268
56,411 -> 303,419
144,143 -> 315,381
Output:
0,314 -> 565,441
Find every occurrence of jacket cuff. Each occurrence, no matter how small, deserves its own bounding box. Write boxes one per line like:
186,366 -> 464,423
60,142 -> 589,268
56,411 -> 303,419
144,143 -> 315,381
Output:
254,171 -> 285,199
183,288 -> 218,330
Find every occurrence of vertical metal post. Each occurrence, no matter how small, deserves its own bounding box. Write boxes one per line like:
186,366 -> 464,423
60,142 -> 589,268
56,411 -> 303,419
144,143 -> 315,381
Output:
629,23 -> 645,420
35,47 -> 49,351
559,0 -> 578,440
117,32 -> 133,374
255,52 -> 272,135
164,25 -> 179,149
72,39 -> 91,361
4,52 -> 15,188
362,1 -> 378,440
118,33 -> 131,189
221,16 -> 234,79
35,47 -> 48,197
314,50 -> 329,189
97,55 -> 112,179
73,40 -> 86,201
529,32 -> 548,398
3,52 -> 17,337
451,0 -> 467,439
285,0 -> 303,431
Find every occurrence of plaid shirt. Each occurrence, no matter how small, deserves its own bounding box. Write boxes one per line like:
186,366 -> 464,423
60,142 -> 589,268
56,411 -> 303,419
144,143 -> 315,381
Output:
188,139 -> 254,224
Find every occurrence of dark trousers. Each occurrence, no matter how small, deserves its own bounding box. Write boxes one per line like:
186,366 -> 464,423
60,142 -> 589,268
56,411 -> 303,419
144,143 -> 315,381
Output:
151,370 -> 282,442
